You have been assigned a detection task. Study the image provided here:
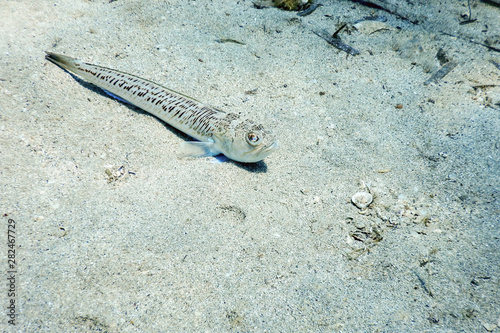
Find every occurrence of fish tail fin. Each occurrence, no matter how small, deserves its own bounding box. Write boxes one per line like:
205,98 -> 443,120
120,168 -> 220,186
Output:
45,51 -> 82,73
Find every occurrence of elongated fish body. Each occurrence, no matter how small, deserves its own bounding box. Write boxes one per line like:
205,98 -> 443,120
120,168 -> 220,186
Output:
45,52 -> 278,163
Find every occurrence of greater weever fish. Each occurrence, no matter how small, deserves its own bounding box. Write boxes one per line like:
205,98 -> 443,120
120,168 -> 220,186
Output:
45,52 -> 278,163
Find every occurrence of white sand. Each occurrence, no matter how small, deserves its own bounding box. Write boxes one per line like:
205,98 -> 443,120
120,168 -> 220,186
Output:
1,0 -> 499,331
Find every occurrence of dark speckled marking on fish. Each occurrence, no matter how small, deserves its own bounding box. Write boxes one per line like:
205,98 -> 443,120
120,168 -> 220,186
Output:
70,61 -> 222,140
44,52 -> 278,163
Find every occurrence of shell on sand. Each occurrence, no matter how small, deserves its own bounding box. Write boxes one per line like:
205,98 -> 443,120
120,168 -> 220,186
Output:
351,192 -> 373,209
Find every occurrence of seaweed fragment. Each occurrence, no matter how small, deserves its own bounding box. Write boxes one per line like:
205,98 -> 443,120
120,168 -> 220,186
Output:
253,0 -> 314,11
424,61 -> 458,85
414,271 -> 433,297
490,60 -> 500,71
481,0 -> 500,7
440,31 -> 500,53
459,0 -> 477,25
353,15 -> 388,24
297,2 -> 323,16
216,38 -> 246,45
332,23 -> 347,38
312,29 -> 360,56
348,0 -> 421,24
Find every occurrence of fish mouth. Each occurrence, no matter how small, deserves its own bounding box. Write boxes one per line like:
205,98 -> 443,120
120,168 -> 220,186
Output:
265,141 -> 279,152
259,141 -> 279,157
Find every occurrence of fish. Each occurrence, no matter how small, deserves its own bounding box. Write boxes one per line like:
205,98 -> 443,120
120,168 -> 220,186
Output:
44,52 -> 278,163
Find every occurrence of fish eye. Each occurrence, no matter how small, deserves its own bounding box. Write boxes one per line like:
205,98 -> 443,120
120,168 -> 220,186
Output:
246,132 -> 260,146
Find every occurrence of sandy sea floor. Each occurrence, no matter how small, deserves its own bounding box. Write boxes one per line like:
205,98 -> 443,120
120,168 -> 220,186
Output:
1,0 -> 499,331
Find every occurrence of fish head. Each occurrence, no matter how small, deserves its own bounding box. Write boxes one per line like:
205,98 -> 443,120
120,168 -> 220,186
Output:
213,120 -> 278,163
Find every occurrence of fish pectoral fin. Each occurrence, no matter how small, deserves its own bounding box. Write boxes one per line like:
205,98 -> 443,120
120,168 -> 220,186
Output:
179,141 -> 221,158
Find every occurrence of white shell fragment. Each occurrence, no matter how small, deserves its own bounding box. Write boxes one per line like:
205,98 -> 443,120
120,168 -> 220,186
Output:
351,192 -> 373,210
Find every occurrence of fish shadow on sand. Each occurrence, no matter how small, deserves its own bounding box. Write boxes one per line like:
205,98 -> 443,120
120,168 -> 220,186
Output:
231,160 -> 268,173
